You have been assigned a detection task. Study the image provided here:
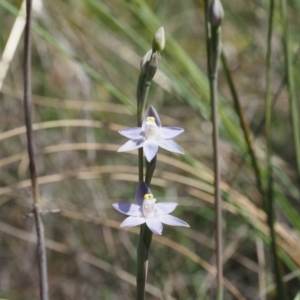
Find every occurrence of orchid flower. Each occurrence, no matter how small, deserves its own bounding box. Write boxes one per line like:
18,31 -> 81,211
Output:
118,106 -> 184,162
113,182 -> 189,235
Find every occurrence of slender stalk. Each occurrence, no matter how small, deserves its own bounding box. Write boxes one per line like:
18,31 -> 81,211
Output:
280,0 -> 300,180
23,1 -> 49,299
136,160 -> 156,300
137,74 -> 145,182
136,51 -> 158,300
136,156 -> 155,300
136,53 -> 157,182
265,0 -> 288,299
204,1 -> 223,298
211,27 -> 223,300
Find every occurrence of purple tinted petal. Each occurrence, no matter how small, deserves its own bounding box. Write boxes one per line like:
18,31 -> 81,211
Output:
158,127 -> 184,139
119,127 -> 144,139
142,106 -> 162,128
146,218 -> 163,235
158,214 -> 190,227
143,140 -> 158,162
113,203 -> 142,216
155,202 -> 178,215
135,182 -> 151,206
157,139 -> 184,154
118,140 -> 144,152
120,216 -> 146,227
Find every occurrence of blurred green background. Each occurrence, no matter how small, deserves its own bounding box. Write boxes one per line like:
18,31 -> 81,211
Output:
0,0 -> 300,299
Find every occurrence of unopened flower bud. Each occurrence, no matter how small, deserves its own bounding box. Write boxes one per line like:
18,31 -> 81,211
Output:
145,52 -> 158,82
208,0 -> 224,28
152,26 -> 165,53
140,49 -> 152,75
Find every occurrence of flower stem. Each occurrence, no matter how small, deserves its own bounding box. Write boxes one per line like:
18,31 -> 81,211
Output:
23,1 -> 49,299
136,159 -> 156,300
145,157 -> 156,186
204,1 -> 223,298
136,57 -> 156,182
136,51 -> 158,300
136,152 -> 156,300
212,27 -> 223,300
136,223 -> 153,300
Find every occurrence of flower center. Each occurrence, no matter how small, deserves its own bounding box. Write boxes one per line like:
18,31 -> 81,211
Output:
142,193 -> 156,218
145,117 -> 158,139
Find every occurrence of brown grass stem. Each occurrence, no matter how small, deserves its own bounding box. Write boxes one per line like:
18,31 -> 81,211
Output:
23,1 -> 49,299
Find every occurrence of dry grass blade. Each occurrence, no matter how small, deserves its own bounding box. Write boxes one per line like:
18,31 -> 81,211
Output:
0,120 -> 102,142
0,1 -> 25,91
2,85 -> 133,115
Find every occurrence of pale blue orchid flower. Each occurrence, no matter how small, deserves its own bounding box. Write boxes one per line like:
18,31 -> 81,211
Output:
113,182 -> 189,235
118,106 -> 184,162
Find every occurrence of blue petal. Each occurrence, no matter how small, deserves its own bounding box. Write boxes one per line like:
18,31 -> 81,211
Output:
142,106 -> 162,128
119,127 -> 144,139
113,203 -> 142,216
158,127 -> 184,139
143,140 -> 158,162
120,216 -> 146,227
155,202 -> 178,215
158,214 -> 190,227
157,139 -> 184,154
146,218 -> 163,235
118,139 -> 144,152
135,182 -> 151,206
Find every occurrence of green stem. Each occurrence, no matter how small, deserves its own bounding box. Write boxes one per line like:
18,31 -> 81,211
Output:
212,27 -> 223,300
280,0 -> 300,180
204,2 -> 223,299
265,0 -> 288,299
136,52 -> 158,300
136,159 -> 156,300
136,224 -> 152,300
137,74 -> 151,126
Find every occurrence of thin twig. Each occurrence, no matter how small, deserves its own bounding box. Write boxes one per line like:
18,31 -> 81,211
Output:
23,1 -> 49,299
